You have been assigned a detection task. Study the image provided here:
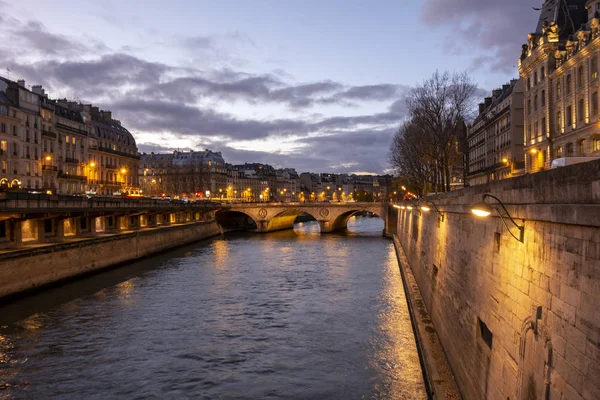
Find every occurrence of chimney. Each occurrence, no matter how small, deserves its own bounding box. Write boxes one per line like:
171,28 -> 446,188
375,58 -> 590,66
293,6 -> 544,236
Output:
484,97 -> 492,107
101,110 -> 112,122
17,79 -> 25,88
479,103 -> 486,114
90,106 -> 100,117
492,89 -> 502,98
502,84 -> 510,91
31,85 -> 46,97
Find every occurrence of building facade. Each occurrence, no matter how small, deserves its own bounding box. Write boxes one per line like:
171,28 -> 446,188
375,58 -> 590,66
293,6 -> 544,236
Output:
468,79 -> 525,185
519,0 -> 600,173
0,77 -> 139,195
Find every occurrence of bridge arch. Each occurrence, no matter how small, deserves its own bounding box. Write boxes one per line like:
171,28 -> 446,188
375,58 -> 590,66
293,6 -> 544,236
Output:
328,208 -> 385,232
265,209 -> 320,232
215,210 -> 258,232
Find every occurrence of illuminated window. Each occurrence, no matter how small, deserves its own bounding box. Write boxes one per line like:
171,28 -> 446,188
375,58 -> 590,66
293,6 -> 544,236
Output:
593,137 -> 600,152
556,146 -> 563,158
592,57 -> 598,80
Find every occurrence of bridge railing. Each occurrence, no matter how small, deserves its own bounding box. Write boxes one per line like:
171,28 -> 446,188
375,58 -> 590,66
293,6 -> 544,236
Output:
0,192 -> 221,212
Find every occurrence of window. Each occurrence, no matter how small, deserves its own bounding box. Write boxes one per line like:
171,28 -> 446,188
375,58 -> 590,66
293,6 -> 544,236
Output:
534,72 -> 538,85
556,146 -> 563,158
566,142 -> 574,155
557,82 -> 562,99
594,92 -> 599,116
0,123 -> 5,133
528,99 -> 531,115
557,110 -> 562,132
579,139 -> 587,156
592,57 -> 598,80
0,140 -> 5,152
534,94 -> 538,111
567,75 -> 572,94
567,105 -> 573,126
541,90 -> 546,107
542,117 -> 546,136
593,137 -> 600,152
534,121 -> 539,138
578,99 -> 585,122
527,78 -> 531,91
578,65 -> 584,87
541,66 -> 546,80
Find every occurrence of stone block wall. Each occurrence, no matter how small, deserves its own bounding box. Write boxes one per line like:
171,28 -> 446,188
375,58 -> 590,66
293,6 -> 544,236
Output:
396,159 -> 600,400
0,220 -> 221,300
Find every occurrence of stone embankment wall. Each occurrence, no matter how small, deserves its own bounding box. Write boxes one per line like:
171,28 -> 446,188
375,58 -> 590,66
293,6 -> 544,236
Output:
0,221 -> 221,300
395,159 -> 600,400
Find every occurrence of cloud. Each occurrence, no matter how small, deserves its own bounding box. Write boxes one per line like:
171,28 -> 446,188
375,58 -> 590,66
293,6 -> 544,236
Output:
10,54 -> 171,98
421,0 -> 541,73
1,18 -> 108,58
109,99 -> 307,140
0,8 -> 411,174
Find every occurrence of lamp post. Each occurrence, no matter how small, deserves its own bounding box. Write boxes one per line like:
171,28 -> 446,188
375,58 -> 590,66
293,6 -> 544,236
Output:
471,194 -> 524,242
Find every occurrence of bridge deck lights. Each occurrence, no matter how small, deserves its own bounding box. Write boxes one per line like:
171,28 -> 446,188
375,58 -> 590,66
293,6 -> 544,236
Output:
471,194 -> 524,242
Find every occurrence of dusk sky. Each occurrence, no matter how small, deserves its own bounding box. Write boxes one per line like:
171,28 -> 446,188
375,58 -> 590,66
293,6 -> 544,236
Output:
0,0 -> 540,174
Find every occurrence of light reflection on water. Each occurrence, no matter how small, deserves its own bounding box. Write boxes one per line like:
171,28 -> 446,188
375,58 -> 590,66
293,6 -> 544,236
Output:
0,217 -> 426,399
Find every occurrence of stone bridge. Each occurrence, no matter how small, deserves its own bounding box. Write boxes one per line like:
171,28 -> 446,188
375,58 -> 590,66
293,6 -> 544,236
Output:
217,202 -> 393,234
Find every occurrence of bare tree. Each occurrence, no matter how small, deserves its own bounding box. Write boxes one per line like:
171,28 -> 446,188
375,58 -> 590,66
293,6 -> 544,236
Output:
389,121 -> 434,197
394,70 -> 477,193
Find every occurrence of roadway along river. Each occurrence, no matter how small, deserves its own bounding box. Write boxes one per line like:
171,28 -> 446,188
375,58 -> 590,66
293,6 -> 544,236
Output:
0,217 -> 426,399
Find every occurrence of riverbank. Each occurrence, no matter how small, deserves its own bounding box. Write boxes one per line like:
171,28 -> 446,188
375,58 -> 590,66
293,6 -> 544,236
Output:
0,220 -> 222,302
393,235 -> 462,399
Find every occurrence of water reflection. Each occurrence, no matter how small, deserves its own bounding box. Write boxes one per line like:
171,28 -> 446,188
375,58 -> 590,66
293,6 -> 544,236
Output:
0,217 -> 425,399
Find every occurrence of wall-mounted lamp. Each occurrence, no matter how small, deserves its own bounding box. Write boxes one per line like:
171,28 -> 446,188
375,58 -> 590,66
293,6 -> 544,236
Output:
420,200 -> 445,222
471,194 -> 524,242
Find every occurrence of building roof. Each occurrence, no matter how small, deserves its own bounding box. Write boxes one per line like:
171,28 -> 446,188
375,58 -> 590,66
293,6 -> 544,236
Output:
472,79 -> 520,127
0,90 -> 13,107
535,0 -> 588,40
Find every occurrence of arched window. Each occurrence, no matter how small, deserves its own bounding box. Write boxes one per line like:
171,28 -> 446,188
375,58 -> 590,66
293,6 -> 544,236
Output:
556,146 -> 563,158
566,142 -> 574,156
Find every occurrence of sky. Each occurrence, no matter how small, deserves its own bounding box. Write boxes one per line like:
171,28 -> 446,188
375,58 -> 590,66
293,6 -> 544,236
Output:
0,0 -> 541,174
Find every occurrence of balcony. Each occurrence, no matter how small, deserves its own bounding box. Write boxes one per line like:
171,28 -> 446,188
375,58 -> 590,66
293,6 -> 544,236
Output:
65,157 -> 80,164
98,146 -> 140,159
42,130 -> 57,139
42,165 -> 58,172
56,122 -> 88,136
57,171 -> 87,181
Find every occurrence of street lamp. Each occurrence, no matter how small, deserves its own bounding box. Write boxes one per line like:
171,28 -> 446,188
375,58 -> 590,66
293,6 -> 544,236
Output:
419,200 -> 445,222
471,194 -> 524,242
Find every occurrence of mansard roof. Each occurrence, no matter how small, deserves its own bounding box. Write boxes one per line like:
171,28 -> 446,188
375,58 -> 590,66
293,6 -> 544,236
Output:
535,0 -> 588,40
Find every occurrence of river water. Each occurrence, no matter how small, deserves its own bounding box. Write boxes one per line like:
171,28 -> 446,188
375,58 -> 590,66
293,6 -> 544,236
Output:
0,217 -> 426,399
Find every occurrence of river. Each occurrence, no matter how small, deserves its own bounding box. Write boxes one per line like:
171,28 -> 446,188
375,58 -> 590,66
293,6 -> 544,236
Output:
0,217 -> 426,399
